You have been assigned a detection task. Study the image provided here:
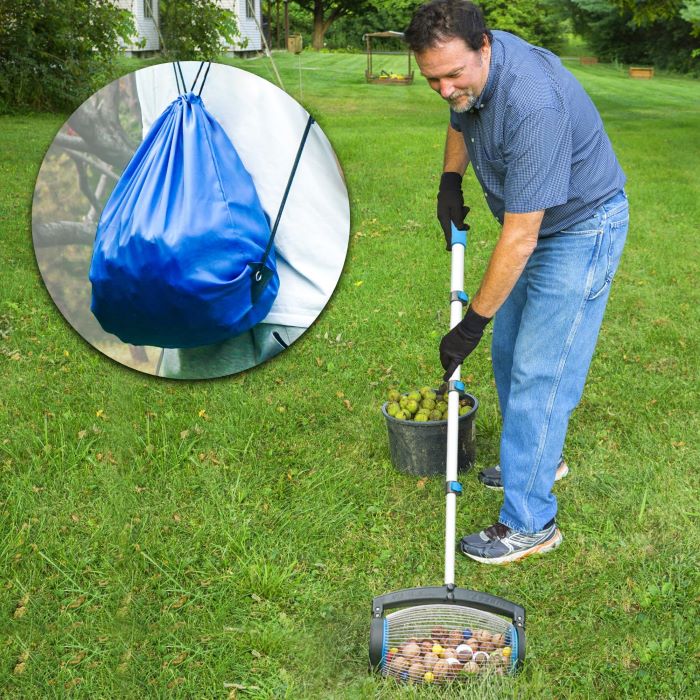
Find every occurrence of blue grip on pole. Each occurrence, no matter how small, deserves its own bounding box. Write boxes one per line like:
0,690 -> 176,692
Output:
451,222 -> 467,248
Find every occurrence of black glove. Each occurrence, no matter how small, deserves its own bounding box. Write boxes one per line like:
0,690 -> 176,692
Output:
437,172 -> 470,251
439,305 -> 491,380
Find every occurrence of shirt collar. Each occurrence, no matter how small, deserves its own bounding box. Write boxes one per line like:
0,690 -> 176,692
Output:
469,35 -> 503,112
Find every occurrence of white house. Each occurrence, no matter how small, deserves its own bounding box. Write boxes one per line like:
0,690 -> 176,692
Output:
117,0 -> 263,56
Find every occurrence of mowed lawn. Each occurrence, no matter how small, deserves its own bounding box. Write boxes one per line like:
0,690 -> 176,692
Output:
1,52 -> 698,699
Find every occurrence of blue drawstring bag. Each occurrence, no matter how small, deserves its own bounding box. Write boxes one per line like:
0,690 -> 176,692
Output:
89,62 -> 312,349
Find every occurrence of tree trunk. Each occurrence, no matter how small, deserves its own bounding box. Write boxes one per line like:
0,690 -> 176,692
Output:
311,1 -> 343,50
312,1 -> 325,50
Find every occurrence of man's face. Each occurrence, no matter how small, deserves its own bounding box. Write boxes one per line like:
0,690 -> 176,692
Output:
415,36 -> 491,113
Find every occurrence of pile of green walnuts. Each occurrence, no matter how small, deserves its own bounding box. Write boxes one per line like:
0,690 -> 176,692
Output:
385,387 -> 471,422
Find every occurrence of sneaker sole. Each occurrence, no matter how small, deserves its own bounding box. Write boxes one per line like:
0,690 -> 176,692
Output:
480,463 -> 570,491
461,528 -> 563,565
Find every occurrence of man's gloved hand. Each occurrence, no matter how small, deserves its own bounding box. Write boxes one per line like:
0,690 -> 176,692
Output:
439,305 -> 492,380
437,171 -> 470,251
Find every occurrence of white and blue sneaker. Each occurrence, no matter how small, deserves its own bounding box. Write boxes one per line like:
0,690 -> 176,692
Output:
459,520 -> 563,565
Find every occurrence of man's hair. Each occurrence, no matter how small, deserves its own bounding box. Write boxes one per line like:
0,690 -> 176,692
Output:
404,0 -> 492,53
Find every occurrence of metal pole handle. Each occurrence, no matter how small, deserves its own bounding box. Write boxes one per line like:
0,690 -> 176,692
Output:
445,222 -> 467,586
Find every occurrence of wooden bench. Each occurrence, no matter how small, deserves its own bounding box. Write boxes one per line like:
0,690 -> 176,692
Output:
629,66 -> 654,79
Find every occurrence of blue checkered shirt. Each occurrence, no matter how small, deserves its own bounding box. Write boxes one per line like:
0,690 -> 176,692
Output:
450,31 -> 626,235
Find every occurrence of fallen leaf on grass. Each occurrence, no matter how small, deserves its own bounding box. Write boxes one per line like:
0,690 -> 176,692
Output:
13,662 -> 26,675
64,678 -> 82,690
66,595 -> 86,610
170,595 -> 188,610
167,651 -> 188,667
13,593 -> 29,618
416,478 -> 428,489
224,683 -> 261,695
66,651 -> 86,666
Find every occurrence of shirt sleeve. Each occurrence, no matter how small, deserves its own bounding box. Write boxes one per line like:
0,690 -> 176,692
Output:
503,107 -> 572,214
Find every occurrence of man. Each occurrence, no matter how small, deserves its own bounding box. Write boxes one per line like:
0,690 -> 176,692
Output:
405,0 -> 628,564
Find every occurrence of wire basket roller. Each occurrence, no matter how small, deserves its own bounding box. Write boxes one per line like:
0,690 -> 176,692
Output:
368,223 -> 526,685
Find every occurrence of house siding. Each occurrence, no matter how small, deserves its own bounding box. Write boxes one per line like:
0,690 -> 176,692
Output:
220,0 -> 262,52
117,0 -> 160,53
115,0 -> 261,55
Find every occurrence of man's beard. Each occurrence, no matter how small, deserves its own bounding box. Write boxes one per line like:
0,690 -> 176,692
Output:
448,88 -> 478,113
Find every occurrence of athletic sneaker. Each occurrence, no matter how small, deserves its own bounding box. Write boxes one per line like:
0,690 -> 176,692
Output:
459,520 -> 563,565
478,459 -> 569,490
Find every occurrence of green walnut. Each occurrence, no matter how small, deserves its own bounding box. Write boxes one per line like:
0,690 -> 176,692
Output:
386,402 -> 400,417
406,399 -> 419,414
387,389 -> 401,403
421,398 -> 436,411
414,413 -> 429,422
407,391 -> 422,403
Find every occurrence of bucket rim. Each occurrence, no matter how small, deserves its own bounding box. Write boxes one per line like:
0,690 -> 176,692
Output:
381,391 -> 479,426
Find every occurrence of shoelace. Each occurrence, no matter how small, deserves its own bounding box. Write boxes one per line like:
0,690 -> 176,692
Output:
484,522 -> 510,540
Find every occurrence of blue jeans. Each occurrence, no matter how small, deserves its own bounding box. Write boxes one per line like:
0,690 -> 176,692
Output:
493,191 -> 629,533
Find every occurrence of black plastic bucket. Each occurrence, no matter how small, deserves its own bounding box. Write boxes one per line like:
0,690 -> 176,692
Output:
381,392 -> 478,477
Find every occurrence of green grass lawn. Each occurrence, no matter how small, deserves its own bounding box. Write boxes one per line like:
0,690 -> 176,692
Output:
1,52 -> 699,698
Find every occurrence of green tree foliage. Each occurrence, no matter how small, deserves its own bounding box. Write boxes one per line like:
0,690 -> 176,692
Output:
479,0 -> 566,51
289,0 -> 566,52
306,0 -> 421,51
290,0 -> 373,49
159,0 -> 241,59
563,0 -> 699,72
0,0 -> 136,112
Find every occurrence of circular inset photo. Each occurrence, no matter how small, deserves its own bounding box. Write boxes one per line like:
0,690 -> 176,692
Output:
32,61 -> 350,379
